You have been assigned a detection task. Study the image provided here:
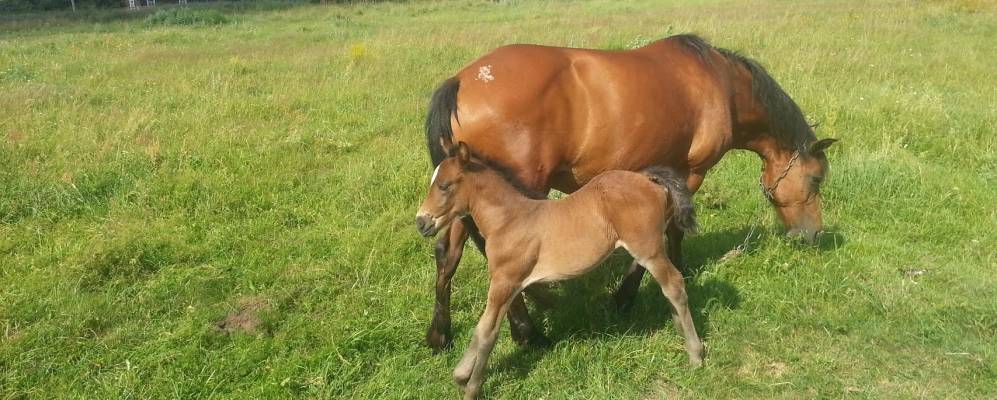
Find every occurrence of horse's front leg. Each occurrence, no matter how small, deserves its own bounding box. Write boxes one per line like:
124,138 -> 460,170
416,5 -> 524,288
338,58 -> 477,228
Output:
426,219 -> 470,353
667,222 -> 686,269
507,289 -> 551,347
613,261 -> 646,312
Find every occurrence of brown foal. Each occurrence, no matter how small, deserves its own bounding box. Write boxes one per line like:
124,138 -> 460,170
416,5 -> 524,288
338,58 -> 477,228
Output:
416,143 -> 703,399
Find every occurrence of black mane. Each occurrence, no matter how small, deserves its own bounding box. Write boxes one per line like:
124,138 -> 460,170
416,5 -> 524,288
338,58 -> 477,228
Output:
672,34 -> 816,152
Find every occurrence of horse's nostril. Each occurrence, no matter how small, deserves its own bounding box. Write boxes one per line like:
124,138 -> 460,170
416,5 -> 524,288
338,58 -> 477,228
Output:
788,229 -> 819,246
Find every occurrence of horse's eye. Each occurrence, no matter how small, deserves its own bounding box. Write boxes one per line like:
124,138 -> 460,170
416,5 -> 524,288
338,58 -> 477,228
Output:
811,176 -> 824,186
438,181 -> 451,191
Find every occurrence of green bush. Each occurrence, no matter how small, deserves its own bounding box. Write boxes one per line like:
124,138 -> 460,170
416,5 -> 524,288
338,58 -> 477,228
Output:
144,7 -> 230,26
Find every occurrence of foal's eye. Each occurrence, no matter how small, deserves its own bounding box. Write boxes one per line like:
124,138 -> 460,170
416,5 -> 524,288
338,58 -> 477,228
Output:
811,176 -> 824,186
438,181 -> 451,191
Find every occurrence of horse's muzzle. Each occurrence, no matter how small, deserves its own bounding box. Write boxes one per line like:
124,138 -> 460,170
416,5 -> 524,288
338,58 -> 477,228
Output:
787,228 -> 820,246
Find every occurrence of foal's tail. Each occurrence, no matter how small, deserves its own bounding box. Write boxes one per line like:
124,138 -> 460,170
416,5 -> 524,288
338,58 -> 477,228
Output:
643,166 -> 699,235
425,77 -> 460,166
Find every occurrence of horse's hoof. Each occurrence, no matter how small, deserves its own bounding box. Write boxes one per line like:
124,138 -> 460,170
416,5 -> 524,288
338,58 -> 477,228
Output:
528,333 -> 553,348
461,384 -> 482,400
513,331 -> 553,348
689,345 -> 705,368
426,330 -> 454,354
613,293 -> 636,313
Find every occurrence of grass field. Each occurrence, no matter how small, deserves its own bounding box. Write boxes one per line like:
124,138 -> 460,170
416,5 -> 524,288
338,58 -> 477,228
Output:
2,0 -> 996,398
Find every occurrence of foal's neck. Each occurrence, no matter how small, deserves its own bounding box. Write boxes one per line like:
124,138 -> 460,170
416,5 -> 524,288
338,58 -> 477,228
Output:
465,169 -> 538,237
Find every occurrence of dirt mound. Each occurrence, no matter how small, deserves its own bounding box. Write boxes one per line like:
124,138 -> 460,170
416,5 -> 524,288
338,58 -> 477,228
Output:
216,296 -> 268,335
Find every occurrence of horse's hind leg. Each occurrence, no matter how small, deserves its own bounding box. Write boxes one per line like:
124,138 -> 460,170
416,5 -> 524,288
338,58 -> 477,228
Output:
427,219 -> 470,353
641,253 -> 704,366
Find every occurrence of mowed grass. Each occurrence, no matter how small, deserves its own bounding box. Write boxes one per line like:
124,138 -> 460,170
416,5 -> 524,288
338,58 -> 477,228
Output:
1,0 -> 995,398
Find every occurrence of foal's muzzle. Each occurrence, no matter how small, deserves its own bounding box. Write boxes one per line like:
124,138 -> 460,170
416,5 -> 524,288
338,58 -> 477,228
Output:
415,214 -> 438,237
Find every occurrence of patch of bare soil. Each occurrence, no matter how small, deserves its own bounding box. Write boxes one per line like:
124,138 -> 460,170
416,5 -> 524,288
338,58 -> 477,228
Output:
216,296 -> 269,335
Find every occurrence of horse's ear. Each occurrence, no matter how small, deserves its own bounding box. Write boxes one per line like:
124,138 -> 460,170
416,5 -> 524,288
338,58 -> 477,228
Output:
439,135 -> 454,156
456,142 -> 471,166
810,138 -> 838,154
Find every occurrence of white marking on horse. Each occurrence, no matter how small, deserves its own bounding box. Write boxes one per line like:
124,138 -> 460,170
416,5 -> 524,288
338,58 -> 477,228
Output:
477,65 -> 495,82
431,164 -> 441,184
615,240 -> 631,252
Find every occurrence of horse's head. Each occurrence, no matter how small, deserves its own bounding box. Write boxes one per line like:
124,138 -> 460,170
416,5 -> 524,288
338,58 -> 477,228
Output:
761,138 -> 837,245
415,142 -> 475,237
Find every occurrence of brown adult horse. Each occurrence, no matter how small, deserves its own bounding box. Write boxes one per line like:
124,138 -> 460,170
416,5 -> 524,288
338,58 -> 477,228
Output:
423,34 -> 836,352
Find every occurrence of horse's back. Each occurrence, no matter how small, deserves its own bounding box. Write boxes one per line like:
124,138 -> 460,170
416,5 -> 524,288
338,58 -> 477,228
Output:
449,38 -> 732,191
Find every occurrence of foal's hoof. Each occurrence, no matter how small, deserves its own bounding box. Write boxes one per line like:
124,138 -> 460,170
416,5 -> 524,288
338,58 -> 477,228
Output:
426,330 -> 454,354
453,368 -> 471,388
462,386 -> 482,400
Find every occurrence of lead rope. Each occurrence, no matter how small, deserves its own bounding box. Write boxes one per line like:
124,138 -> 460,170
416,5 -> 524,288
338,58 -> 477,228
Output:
723,150 -> 801,260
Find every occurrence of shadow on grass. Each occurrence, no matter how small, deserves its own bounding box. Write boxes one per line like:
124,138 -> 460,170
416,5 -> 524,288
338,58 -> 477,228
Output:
487,224 -> 847,379
813,226 -> 847,252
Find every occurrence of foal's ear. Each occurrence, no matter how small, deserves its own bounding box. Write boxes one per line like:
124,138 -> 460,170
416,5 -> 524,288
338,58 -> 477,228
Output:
809,138 -> 838,154
440,135 -> 454,156
456,142 -> 471,166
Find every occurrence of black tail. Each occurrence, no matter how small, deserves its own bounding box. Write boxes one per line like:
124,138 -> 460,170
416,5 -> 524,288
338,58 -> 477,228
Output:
425,78 -> 460,166
643,166 -> 699,235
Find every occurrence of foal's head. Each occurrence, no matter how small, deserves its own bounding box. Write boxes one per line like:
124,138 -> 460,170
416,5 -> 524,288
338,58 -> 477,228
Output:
762,138 -> 837,245
415,142 -> 477,237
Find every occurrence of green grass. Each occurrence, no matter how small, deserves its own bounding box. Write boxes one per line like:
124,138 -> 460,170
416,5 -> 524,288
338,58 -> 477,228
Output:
1,0 -> 996,398
144,8 -> 232,26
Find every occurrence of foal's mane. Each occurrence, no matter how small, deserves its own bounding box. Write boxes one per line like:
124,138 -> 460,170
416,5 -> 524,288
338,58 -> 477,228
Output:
672,34 -> 817,152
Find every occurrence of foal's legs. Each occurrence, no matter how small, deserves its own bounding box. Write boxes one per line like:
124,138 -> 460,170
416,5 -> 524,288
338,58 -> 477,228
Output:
426,217 -> 545,352
453,279 -> 521,399
426,219 -> 469,352
613,221 -> 686,312
463,218 -> 548,348
641,253 -> 704,366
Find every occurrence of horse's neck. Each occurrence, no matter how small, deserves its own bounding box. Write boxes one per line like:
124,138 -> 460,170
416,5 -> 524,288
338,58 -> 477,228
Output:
738,135 -> 797,166
466,170 -> 536,237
